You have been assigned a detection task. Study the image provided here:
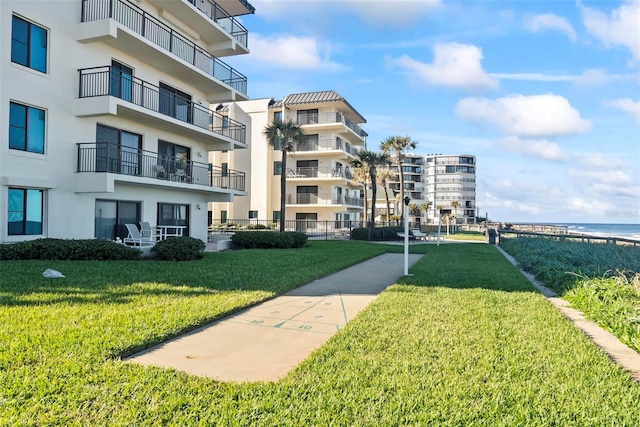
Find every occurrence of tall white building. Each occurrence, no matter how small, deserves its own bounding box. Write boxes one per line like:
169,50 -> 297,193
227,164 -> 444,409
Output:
1,0 -> 253,243
425,154 -> 477,224
210,91 -> 367,225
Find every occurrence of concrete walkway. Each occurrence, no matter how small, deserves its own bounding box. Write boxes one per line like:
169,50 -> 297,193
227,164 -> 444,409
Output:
128,253 -> 423,382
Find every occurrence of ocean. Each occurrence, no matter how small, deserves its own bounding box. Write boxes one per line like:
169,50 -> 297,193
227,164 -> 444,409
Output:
558,223 -> 640,240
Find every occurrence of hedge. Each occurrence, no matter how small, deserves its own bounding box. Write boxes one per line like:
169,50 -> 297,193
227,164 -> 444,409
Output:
231,231 -> 308,249
151,236 -> 205,261
351,226 -> 404,241
0,238 -> 141,261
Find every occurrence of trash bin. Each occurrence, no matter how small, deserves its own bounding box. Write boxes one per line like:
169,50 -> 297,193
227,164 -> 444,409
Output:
488,228 -> 497,245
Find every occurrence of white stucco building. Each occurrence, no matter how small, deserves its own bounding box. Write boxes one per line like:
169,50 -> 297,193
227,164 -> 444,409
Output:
210,91 -> 367,226
425,154 -> 477,224
1,0 -> 254,243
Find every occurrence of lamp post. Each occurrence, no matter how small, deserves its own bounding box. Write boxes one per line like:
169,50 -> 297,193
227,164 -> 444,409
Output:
403,196 -> 411,276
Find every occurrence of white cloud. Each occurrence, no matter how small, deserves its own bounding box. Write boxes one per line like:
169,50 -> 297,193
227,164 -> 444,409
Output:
393,43 -> 499,91
490,73 -> 575,82
247,34 -> 343,71
455,93 -> 591,137
497,136 -> 566,161
605,98 -> 640,124
580,0 -> 640,62
489,69 -> 638,85
525,13 -> 577,41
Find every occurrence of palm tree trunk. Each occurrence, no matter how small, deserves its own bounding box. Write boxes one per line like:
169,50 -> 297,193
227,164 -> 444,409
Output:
369,172 -> 377,229
280,150 -> 287,232
362,182 -> 368,227
397,158 -> 405,221
383,186 -> 391,225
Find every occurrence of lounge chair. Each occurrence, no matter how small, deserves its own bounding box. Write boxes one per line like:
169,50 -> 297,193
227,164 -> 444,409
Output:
124,224 -> 155,247
411,229 -> 428,241
139,221 -> 160,241
396,232 -> 416,241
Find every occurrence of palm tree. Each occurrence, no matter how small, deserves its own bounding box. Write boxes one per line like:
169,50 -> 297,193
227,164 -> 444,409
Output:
380,136 -> 418,221
350,150 -> 389,228
376,167 -> 394,223
451,201 -> 460,224
351,166 -> 370,225
420,201 -> 432,223
263,118 -> 304,232
408,202 -> 418,221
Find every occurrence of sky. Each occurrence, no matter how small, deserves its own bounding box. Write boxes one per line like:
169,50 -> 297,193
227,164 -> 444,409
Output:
224,0 -> 640,224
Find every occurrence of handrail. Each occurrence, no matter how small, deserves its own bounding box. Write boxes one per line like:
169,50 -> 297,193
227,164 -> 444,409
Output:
295,112 -> 367,138
185,0 -> 248,47
295,137 -> 361,155
76,142 -> 246,191
78,66 -> 246,144
287,167 -> 354,180
286,193 -> 364,207
80,0 -> 247,95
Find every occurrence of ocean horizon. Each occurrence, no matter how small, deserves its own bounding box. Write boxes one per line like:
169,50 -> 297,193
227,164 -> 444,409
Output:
548,222 -> 639,240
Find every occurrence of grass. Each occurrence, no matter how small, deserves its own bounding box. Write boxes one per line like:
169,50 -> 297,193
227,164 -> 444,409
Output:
500,236 -> 640,353
445,230 -> 486,241
1,241 -> 639,425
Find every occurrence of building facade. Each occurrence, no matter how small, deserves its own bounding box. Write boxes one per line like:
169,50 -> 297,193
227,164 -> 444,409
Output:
210,91 -> 367,226
1,0 -> 254,244
424,154 -> 477,224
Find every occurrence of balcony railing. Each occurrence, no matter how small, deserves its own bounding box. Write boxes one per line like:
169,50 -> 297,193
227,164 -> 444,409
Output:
295,112 -> 367,138
77,142 -> 245,191
81,0 -> 247,95
78,66 -> 246,144
286,167 -> 354,180
185,0 -> 248,47
286,193 -> 363,207
295,137 -> 361,155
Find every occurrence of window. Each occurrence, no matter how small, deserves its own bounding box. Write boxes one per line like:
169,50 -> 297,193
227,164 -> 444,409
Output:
8,188 -> 43,235
297,109 -> 318,125
158,203 -> 189,236
221,163 -> 228,177
95,200 -> 140,240
11,15 -> 47,73
110,60 -> 133,102
158,140 -> 190,176
273,111 -> 282,123
298,134 -> 318,151
9,102 -> 45,154
159,82 -> 192,123
96,124 -> 141,175
272,211 -> 280,223
248,210 -> 258,219
273,161 -> 282,175
220,210 -> 227,223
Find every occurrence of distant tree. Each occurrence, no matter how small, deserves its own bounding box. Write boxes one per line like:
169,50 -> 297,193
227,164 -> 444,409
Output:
380,136 -> 417,221
420,201 -> 432,223
451,201 -> 460,225
351,166 -> 370,224
376,167 -> 394,222
263,118 -> 304,232
350,150 -> 389,228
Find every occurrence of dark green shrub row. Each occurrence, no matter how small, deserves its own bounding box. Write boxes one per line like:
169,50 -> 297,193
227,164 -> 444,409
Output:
0,238 -> 141,261
231,231 -> 307,249
151,236 -> 205,261
351,226 -> 404,241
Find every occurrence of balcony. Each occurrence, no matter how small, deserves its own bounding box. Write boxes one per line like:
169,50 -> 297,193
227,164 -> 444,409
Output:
286,193 -> 364,207
79,0 -> 247,99
294,137 -> 361,157
286,167 -> 354,180
77,66 -> 246,149
145,0 -> 249,53
295,112 -> 367,142
76,143 -> 245,197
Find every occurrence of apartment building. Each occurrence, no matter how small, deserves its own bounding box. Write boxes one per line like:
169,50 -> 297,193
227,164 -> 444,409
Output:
1,0 -> 253,244
387,153 -> 427,221
210,91 -> 367,226
425,154 -> 477,224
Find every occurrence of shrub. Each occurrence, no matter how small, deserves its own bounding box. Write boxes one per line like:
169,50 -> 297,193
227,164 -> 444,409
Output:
150,236 -> 205,261
0,238 -> 141,261
231,231 -> 308,249
351,226 -> 404,241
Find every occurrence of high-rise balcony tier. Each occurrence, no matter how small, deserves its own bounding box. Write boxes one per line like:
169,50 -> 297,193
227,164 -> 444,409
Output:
75,142 -> 245,200
78,0 -> 248,100
286,193 -> 363,207
76,66 -> 246,150
295,112 -> 367,143
293,137 -> 361,158
286,167 -> 354,181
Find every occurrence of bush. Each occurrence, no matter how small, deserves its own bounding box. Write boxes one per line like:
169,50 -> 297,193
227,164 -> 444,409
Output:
0,238 -> 141,261
231,231 -> 308,249
150,236 -> 205,261
351,226 -> 404,241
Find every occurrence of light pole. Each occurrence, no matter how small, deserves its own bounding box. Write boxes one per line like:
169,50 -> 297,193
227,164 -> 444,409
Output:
403,196 -> 411,276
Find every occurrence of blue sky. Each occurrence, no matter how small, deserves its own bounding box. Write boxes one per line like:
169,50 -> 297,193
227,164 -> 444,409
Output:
225,0 -> 640,224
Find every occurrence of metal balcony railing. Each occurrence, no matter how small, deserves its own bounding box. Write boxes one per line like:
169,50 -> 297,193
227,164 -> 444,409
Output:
77,142 -> 245,191
295,112 -> 367,138
286,193 -> 364,207
80,0 -> 247,95
286,167 -> 354,180
185,0 -> 248,47
78,66 -> 246,144
295,137 -> 361,155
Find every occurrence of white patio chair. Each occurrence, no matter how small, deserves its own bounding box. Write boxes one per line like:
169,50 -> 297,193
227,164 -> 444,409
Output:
139,221 -> 160,241
124,224 -> 155,247
411,229 -> 428,241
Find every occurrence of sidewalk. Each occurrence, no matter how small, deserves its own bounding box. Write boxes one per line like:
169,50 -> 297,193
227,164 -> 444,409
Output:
128,253 -> 423,382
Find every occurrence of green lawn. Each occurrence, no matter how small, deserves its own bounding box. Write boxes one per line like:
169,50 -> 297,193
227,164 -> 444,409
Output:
1,241 -> 639,425
445,230 -> 487,241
